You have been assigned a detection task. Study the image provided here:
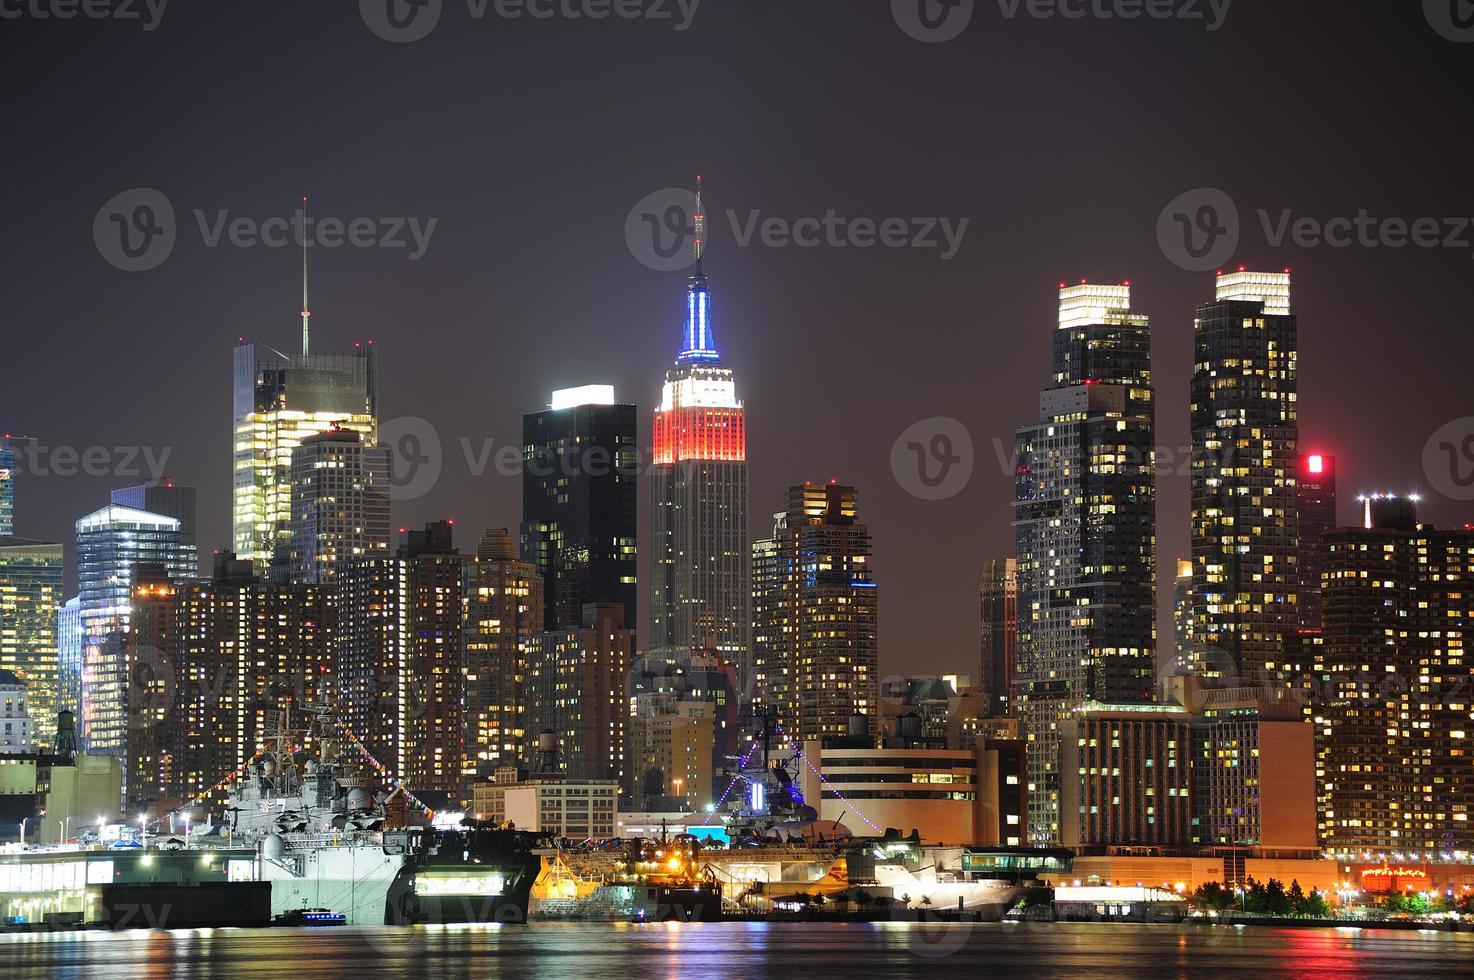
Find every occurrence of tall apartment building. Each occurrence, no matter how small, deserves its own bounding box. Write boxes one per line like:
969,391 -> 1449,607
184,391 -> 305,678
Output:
523,603 -> 632,792
751,482 -> 878,741
1317,495 -> 1474,854
462,528 -> 545,786
125,553 -> 334,810
283,426 -> 391,584
1190,270 -> 1298,686
338,521 -> 470,801
1014,284 -> 1157,844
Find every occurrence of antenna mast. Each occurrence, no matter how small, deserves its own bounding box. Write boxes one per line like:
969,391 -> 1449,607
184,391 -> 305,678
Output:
300,196 -> 311,359
693,174 -> 705,276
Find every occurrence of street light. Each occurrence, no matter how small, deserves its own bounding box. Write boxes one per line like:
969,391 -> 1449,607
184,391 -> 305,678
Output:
19,817 -> 29,848
138,813 -> 148,848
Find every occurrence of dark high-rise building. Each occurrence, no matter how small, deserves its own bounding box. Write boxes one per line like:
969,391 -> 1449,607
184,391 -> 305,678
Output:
521,387 -> 637,635
1013,284 -> 1157,844
1316,496 -> 1474,855
649,187 -> 749,673
338,521 -> 470,800
524,602 -> 633,791
1295,451 -> 1336,632
978,556 -> 1017,718
1190,270 -> 1298,686
283,427 -> 391,584
751,482 -> 878,741
126,553 -> 334,811
462,528 -> 544,787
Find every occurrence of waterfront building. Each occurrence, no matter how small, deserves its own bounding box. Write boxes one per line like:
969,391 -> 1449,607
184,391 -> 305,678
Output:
797,731 -> 1027,847
648,188 -> 749,671
1190,270 -> 1299,685
470,766 -> 619,838
0,537 -> 62,747
338,521 -> 470,801
751,482 -> 878,741
462,528 -> 544,787
1013,283 -> 1157,844
521,387 -> 637,634
283,426 -> 391,583
978,557 -> 1017,717
74,504 -> 193,757
1316,495 -> 1474,854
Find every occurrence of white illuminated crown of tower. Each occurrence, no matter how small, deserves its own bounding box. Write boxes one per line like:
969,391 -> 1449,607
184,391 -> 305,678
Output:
1058,283 -> 1133,330
1216,270 -> 1292,316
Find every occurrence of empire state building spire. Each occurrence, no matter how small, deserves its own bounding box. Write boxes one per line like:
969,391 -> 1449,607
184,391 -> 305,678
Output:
679,176 -> 719,363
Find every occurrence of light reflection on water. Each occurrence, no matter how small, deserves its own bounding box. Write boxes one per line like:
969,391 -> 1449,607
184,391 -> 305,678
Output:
2,922 -> 1473,979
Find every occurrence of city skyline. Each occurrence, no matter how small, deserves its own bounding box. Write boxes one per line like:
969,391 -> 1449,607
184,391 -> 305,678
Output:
5,4 -> 1470,681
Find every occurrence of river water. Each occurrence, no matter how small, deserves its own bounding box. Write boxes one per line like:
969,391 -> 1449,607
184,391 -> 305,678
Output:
3,921 -> 1473,978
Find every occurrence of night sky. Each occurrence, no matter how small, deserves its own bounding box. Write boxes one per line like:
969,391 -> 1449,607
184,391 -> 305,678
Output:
3,1 -> 1472,679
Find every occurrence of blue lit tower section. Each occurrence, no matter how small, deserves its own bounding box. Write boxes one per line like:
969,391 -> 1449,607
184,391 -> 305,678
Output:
650,178 -> 750,676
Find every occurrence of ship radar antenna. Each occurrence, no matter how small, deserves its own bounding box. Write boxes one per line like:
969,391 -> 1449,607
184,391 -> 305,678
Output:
300,195 -> 311,359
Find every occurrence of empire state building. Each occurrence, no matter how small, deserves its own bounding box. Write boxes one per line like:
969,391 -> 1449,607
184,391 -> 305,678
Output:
649,180 -> 750,678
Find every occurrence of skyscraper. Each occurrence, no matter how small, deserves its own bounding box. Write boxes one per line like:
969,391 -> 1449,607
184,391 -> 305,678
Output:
751,482 -> 878,741
75,503 -> 195,757
111,482 -> 198,555
284,426 -> 391,584
1013,283 -> 1157,844
1316,495 -> 1474,854
649,184 -> 749,672
57,596 -> 82,718
1296,451 -> 1336,632
0,440 -> 15,537
978,557 -> 1017,718
0,536 -> 63,747
1190,270 -> 1298,686
338,521 -> 470,800
462,527 -> 544,786
1172,558 -> 1194,674
521,386 -> 637,633
232,341 -> 377,573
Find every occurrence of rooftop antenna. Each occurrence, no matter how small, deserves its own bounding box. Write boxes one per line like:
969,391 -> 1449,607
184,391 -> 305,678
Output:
693,174 -> 705,277
300,196 -> 311,359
